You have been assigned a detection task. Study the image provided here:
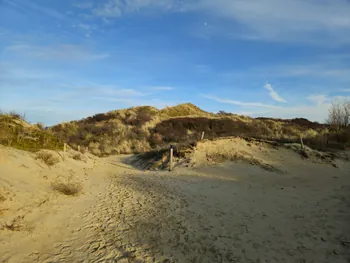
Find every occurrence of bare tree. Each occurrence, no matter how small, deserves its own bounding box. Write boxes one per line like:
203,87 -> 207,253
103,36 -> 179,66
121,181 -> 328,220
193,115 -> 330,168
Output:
327,98 -> 350,129
343,98 -> 350,127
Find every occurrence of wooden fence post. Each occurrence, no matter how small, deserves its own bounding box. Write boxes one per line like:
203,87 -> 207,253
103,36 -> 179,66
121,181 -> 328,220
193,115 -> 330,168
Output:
169,145 -> 174,171
78,145 -> 80,152
300,136 -> 304,150
63,143 -> 67,153
201,131 -> 205,140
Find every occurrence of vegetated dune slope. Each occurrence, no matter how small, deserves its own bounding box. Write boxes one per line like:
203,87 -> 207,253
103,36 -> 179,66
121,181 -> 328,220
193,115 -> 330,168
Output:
133,137 -> 344,171
1,138 -> 350,263
51,103 -> 335,157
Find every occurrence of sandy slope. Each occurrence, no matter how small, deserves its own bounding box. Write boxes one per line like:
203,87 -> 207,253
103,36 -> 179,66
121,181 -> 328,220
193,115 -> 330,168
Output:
0,142 -> 350,263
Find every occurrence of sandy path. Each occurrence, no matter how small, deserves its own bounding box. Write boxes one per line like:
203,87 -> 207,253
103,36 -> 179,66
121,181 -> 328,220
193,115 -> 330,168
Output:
1,153 -> 350,262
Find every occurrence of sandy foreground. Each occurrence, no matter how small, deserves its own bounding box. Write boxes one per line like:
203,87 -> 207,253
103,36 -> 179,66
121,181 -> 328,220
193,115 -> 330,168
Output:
0,142 -> 350,263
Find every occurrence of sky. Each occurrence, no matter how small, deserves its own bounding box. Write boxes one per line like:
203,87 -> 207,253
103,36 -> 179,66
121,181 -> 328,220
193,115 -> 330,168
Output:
0,0 -> 350,125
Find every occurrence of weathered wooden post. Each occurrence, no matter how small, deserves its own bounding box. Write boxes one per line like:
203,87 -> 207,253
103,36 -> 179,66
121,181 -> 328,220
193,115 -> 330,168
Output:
169,145 -> 174,171
201,131 -> 205,140
78,145 -> 81,152
300,136 -> 304,150
63,143 -> 67,153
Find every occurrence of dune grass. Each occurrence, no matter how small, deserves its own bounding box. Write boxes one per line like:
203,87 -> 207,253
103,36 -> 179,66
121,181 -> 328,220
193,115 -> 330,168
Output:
50,103 -> 348,157
35,151 -> 60,166
51,181 -> 82,196
0,113 -> 64,152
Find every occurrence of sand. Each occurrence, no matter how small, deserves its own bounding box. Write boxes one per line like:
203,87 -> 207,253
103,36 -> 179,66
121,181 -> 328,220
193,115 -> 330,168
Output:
0,140 -> 349,263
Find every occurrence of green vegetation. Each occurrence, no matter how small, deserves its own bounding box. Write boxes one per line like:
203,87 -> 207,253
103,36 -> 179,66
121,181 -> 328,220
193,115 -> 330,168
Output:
50,103 -> 349,157
0,112 -> 64,152
2,104 -> 349,156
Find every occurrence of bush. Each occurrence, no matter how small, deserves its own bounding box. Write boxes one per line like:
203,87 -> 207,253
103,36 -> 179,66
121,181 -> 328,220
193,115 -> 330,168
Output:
88,141 -> 101,156
72,153 -> 83,160
51,181 -> 82,196
35,151 -> 60,166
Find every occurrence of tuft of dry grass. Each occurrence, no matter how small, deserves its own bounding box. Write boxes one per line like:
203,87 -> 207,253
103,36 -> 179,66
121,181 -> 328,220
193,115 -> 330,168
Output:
35,151 -> 60,166
51,181 -> 82,196
72,153 -> 83,160
2,216 -> 28,232
0,194 -> 6,202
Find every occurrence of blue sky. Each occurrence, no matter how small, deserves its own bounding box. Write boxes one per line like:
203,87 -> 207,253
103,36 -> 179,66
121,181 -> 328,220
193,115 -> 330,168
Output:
0,0 -> 350,125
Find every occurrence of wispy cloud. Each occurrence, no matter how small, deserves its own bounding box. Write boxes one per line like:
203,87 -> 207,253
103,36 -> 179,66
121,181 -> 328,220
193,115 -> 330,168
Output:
73,1 -> 94,9
307,94 -> 329,106
264,83 -> 286,103
148,86 -> 174,91
97,87 -> 144,97
203,93 -> 341,122
82,0 -> 350,43
6,0 -> 70,23
91,97 -> 174,109
221,62 -> 350,84
270,65 -> 350,78
92,0 -> 176,18
72,23 -> 98,38
186,0 -> 350,44
6,44 -> 109,61
202,94 -> 279,108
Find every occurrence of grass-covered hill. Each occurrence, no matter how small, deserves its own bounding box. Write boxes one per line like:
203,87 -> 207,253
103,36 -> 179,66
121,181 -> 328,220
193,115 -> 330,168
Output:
0,112 -> 63,152
49,103 -> 345,156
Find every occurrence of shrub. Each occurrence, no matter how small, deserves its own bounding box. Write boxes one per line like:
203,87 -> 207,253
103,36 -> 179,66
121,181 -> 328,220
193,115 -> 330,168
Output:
51,181 -> 82,196
35,151 -> 60,166
88,141 -> 101,156
36,122 -> 44,130
72,153 -> 83,160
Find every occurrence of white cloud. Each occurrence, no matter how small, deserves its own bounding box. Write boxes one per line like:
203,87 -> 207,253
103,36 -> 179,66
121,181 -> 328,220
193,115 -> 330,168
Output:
148,86 -> 174,91
8,0 -> 71,23
91,97 -> 175,109
307,94 -> 329,106
236,104 -> 330,123
6,44 -> 109,61
73,1 -> 94,9
203,93 -> 339,122
264,83 -> 286,103
92,0 -> 175,18
223,62 -> 350,83
186,0 -> 350,43
99,88 -> 144,97
271,65 -> 350,78
89,0 -> 350,43
202,94 -> 279,108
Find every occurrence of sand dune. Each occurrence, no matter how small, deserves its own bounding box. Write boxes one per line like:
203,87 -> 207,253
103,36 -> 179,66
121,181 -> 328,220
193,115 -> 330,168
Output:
0,140 -> 350,262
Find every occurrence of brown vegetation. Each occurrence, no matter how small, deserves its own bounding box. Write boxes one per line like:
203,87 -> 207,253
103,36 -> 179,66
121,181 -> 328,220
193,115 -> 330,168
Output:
2,104 -> 349,157
35,151 -> 60,166
49,103 -> 350,157
72,153 -> 84,161
51,181 -> 82,196
327,98 -> 350,129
